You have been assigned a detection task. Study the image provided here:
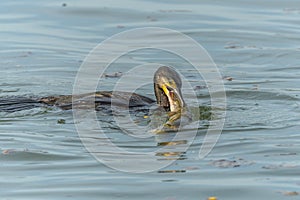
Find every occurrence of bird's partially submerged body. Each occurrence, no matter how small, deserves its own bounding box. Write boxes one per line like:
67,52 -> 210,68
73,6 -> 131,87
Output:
0,66 -> 192,130
39,91 -> 155,110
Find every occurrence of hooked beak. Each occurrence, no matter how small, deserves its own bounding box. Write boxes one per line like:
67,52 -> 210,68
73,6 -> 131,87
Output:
161,83 -> 185,112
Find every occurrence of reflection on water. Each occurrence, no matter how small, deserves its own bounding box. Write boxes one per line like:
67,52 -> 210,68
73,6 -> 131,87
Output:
1,0 -> 300,199
157,140 -> 188,146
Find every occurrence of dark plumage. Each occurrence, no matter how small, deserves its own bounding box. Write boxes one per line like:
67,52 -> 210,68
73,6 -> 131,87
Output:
1,66 -> 185,114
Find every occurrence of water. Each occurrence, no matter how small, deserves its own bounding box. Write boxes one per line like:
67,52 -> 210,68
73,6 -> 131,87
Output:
1,0 -> 300,199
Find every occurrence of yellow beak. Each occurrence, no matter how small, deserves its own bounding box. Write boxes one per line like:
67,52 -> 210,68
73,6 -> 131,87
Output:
161,83 -> 184,112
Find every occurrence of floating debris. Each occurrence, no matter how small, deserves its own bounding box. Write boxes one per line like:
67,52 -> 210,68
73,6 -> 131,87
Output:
194,85 -> 207,90
2,149 -> 16,155
262,163 -> 299,170
224,44 -> 242,49
158,169 -> 186,173
210,158 -> 254,168
102,72 -> 122,78
223,76 -> 233,81
20,51 -> 33,57
57,119 -> 66,124
117,25 -> 125,28
224,42 -> 259,50
146,16 -> 158,21
279,191 -> 299,196
207,197 -> 218,200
